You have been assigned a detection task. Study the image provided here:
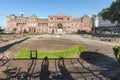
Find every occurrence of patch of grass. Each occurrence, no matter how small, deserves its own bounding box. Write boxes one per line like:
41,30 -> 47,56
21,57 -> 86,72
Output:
14,45 -> 85,59
0,34 -> 11,39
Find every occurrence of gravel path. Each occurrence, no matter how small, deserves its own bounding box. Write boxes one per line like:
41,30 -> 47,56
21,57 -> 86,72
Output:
3,34 -> 118,58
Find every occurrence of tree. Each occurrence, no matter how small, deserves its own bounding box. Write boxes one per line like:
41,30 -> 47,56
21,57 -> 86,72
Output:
0,27 -> 4,34
101,0 -> 120,24
12,28 -> 17,33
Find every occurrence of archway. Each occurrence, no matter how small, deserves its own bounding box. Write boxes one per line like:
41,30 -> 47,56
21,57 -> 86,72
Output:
57,23 -> 63,33
52,29 -> 54,34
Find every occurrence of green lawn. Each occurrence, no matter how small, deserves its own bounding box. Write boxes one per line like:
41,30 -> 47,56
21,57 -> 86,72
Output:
14,45 -> 85,59
0,34 -> 11,39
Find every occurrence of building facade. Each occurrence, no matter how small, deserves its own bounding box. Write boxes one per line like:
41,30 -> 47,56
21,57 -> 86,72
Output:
98,15 -> 117,27
6,13 -> 92,34
97,14 -> 120,34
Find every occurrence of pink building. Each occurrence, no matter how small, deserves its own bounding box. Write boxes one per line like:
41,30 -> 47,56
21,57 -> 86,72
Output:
6,13 -> 92,34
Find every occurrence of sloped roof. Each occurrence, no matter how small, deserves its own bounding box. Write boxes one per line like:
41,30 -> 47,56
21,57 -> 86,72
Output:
48,13 -> 71,17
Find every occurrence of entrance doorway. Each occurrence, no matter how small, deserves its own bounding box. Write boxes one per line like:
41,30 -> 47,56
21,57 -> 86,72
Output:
52,29 -> 54,34
57,23 -> 63,33
29,27 -> 36,33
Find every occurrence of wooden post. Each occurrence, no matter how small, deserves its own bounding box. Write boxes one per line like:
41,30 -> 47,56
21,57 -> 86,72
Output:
30,50 -> 37,59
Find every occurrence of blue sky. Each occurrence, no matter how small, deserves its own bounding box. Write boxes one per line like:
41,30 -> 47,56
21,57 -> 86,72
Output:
0,0 -> 113,28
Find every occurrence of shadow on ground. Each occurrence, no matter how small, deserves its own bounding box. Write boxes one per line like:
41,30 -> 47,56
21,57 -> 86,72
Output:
0,58 -> 86,80
0,37 -> 30,53
40,57 -> 50,80
1,57 -> 52,80
58,57 -> 75,80
80,51 -> 120,80
1,51 -> 120,80
3,59 -> 38,80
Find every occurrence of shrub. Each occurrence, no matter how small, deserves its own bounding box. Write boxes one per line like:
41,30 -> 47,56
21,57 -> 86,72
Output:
14,45 -> 85,59
113,45 -> 120,62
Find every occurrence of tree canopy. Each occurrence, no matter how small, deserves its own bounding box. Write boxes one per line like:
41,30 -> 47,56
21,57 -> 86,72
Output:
101,0 -> 120,24
0,27 -> 4,34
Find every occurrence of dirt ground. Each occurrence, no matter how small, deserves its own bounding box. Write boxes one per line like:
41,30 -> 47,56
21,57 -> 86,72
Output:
0,34 -> 120,80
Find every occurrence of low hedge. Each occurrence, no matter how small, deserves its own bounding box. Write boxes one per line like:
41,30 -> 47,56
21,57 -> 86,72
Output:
113,45 -> 120,62
14,45 -> 85,59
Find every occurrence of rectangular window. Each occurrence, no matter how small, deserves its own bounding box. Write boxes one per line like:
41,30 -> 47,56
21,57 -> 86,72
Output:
67,18 -> 70,21
57,18 -> 63,21
50,18 -> 53,20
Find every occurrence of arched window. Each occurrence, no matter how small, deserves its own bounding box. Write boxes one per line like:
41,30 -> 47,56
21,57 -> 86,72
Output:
57,23 -> 63,29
